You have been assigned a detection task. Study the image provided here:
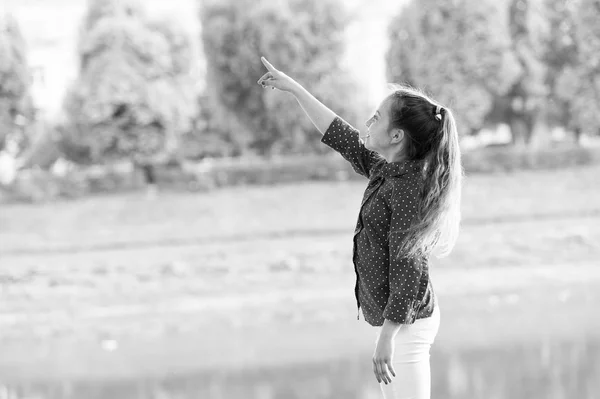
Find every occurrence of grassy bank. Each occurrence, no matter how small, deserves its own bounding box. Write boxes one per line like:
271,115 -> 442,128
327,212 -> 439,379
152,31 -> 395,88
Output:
0,164 -> 599,382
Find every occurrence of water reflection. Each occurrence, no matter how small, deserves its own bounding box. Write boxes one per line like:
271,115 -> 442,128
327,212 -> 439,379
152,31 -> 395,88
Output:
2,338 -> 598,399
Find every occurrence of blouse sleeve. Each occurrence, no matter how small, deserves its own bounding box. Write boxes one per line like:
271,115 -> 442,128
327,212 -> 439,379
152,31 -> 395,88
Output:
321,116 -> 383,179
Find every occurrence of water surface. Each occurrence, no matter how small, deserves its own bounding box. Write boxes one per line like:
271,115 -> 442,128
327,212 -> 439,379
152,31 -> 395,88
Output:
2,338 -> 598,399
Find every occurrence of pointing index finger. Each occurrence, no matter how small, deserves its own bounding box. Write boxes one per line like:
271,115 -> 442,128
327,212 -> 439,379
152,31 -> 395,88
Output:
261,56 -> 276,72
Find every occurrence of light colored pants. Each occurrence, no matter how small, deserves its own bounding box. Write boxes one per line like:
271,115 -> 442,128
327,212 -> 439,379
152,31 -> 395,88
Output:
375,301 -> 440,399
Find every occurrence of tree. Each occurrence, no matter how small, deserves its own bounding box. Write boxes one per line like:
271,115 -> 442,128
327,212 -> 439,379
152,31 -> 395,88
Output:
199,0 -> 364,156
386,0 -> 521,137
553,0 -> 600,141
501,0 -> 548,146
0,13 -> 32,152
61,0 -> 197,164
540,0 -> 579,135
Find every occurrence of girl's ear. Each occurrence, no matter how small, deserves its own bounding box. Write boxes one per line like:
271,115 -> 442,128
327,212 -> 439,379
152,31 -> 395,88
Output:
390,128 -> 404,144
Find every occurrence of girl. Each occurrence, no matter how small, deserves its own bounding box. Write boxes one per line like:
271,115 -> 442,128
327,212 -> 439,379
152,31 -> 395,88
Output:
257,56 -> 462,399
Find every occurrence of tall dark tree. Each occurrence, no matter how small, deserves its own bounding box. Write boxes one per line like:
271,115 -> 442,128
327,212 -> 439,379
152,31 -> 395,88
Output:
502,0 -> 547,146
553,0 -> 600,142
200,0 -> 364,156
0,13 -> 32,152
61,0 -> 197,165
386,0 -> 520,136
541,0 -> 579,135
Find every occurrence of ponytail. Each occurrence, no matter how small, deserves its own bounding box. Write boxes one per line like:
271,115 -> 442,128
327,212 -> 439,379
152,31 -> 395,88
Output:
388,86 -> 463,259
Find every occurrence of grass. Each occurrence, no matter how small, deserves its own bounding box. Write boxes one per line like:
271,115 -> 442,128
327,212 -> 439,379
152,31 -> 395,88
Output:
0,164 -> 599,382
2,164 -> 599,252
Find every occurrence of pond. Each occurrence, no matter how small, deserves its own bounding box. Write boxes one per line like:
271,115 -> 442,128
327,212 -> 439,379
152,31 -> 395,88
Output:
1,337 -> 598,399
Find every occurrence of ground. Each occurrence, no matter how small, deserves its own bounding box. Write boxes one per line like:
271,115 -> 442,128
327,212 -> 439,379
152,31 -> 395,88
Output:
0,165 -> 599,386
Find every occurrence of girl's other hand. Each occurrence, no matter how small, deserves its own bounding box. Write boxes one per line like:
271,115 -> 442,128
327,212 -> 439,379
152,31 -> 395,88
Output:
373,336 -> 396,385
257,56 -> 298,93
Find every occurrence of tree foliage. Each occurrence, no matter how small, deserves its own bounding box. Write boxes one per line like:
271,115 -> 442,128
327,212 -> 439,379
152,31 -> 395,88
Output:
61,0 -> 197,163
386,0 -> 521,136
501,0 -> 548,146
0,13 -> 32,151
541,0 -> 580,130
200,0 -> 364,156
552,0 -> 600,135
387,0 -> 599,144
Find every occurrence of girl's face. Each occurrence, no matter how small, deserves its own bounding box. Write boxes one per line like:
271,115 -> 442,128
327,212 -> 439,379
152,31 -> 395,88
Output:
363,98 -> 404,155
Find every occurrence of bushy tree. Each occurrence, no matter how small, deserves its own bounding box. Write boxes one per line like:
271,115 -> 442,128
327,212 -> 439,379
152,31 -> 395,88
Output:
541,0 -> 579,134
179,93 -> 238,159
500,0 -> 548,146
200,0 -> 364,156
553,0 -> 600,139
61,0 -> 197,163
0,13 -> 32,152
386,0 -> 522,137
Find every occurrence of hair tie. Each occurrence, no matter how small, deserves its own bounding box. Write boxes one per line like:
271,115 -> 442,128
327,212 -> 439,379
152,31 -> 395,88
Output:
434,105 -> 442,121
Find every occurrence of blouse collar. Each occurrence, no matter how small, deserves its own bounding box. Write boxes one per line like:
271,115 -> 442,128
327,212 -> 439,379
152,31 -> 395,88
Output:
374,158 -> 424,178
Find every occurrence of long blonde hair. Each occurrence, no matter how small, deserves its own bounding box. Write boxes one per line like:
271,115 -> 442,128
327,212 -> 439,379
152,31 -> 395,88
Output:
386,84 -> 463,259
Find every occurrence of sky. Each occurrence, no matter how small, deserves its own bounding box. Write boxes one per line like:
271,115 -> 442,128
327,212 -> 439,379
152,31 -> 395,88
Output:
4,0 -> 408,120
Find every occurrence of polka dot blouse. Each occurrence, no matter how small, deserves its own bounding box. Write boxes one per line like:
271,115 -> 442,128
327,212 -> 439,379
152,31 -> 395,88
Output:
321,116 -> 436,326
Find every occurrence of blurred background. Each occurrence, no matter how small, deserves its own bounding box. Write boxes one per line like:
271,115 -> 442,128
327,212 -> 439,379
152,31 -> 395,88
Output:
0,0 -> 599,398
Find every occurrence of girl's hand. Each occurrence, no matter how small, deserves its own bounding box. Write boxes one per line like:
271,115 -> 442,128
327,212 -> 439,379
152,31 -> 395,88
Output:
257,56 -> 298,93
373,335 -> 396,385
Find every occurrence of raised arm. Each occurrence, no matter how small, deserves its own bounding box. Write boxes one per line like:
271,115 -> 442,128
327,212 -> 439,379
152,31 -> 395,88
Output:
257,56 -> 382,178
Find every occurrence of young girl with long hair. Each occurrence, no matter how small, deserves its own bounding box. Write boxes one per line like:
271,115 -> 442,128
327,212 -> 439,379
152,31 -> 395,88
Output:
257,56 -> 463,399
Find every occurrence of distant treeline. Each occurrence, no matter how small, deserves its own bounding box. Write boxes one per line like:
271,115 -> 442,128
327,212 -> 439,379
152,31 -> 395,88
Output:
1,0 -> 599,170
